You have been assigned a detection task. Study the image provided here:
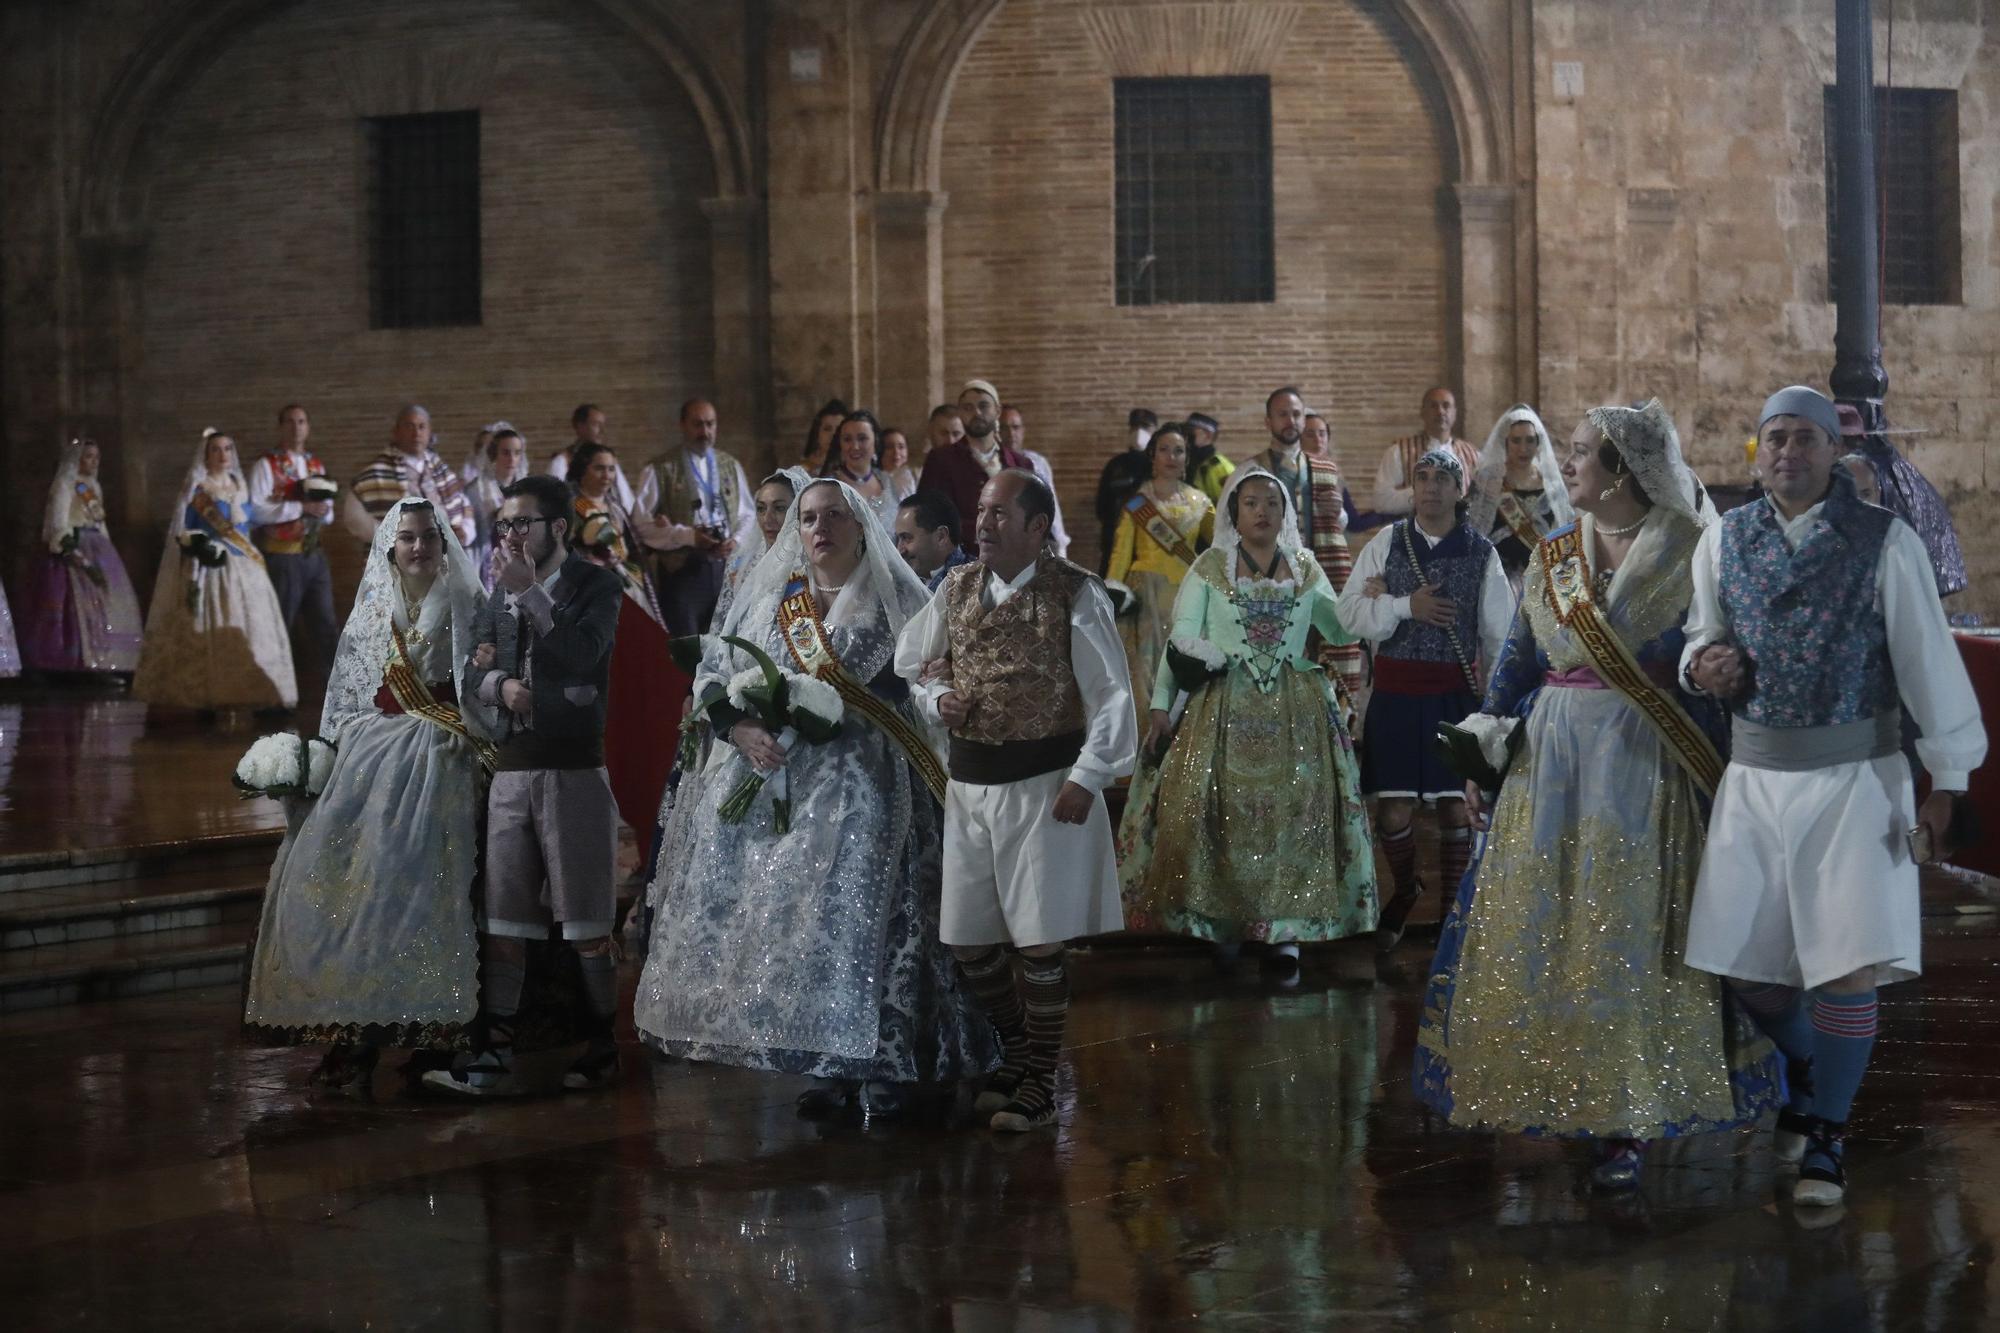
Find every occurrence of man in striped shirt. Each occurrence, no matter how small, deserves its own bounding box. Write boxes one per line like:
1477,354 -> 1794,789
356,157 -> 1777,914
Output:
344,404 -> 476,547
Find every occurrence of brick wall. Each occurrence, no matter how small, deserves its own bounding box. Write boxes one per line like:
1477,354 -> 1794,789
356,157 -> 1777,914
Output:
127,0 -> 717,602
937,0 -> 1454,570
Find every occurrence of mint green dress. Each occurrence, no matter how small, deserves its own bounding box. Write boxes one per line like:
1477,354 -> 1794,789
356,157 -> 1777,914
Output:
1116,545 -> 1378,942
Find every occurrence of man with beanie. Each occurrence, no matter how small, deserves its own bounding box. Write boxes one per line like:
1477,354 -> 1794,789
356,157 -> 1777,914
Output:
1681,385 -> 1985,1208
1184,411 -> 1235,503
1338,445 -> 1510,947
917,378 -> 1032,554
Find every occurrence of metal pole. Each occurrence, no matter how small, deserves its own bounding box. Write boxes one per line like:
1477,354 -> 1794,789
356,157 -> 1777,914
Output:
1829,0 -> 1887,430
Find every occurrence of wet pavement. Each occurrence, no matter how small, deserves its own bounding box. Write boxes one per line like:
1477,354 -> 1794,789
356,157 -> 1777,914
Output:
5,921 -> 1999,1330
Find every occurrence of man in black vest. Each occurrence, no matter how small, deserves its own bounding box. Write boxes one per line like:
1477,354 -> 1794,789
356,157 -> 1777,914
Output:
425,473 -> 625,1099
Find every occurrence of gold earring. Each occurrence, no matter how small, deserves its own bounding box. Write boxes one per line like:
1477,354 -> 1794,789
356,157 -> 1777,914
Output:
1598,475 -> 1627,502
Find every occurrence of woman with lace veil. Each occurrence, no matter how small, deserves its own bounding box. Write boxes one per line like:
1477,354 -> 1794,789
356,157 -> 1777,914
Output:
1466,405 -> 1573,594
1115,467 -> 1377,982
644,466 -> 810,936
244,497 -> 494,1089
132,429 -> 298,711
1414,400 -> 1778,1191
22,437 -> 143,676
635,476 -> 995,1118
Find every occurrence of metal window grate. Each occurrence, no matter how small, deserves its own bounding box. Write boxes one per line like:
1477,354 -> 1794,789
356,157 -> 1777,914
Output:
1115,77 -> 1274,306
366,110 -> 482,329
1824,87 -> 1960,306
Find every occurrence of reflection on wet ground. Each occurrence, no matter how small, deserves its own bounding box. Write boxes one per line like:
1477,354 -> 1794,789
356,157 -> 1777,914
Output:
5,919 -> 1999,1330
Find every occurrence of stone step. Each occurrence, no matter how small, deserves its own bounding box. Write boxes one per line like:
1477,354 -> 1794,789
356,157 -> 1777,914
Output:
0,867 -> 266,950
0,830 -> 281,895
0,921 -> 251,1013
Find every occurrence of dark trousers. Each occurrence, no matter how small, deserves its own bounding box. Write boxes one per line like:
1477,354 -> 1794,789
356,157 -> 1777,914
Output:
264,550 -> 337,683
659,557 -> 726,637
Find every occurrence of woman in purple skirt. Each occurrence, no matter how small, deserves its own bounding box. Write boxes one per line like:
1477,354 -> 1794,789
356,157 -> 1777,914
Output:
23,438 -> 143,676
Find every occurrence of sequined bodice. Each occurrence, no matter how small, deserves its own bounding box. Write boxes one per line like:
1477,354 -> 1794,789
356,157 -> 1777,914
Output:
1229,577 -> 1297,690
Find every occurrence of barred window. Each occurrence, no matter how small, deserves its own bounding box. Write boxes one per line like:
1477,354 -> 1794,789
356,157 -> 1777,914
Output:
1114,77 -> 1274,306
365,111 -> 482,328
1824,87 -> 1960,306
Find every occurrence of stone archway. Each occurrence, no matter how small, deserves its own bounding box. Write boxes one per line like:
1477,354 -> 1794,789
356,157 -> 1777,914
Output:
870,0 -> 1527,427
65,0 -> 758,510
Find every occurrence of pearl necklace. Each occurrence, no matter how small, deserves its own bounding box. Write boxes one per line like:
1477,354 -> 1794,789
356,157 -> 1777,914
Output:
1596,513 -> 1645,538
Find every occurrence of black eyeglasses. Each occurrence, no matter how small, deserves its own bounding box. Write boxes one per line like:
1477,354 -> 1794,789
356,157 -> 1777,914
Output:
494,516 -> 554,536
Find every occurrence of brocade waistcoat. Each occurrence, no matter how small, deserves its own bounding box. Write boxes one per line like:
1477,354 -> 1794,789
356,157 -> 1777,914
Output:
944,559 -> 1088,745
1718,472 -> 1897,728
1379,518 -> 1492,664
649,446 -> 742,530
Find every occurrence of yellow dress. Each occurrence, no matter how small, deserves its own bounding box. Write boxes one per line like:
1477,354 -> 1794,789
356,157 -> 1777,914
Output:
1104,483 -> 1214,732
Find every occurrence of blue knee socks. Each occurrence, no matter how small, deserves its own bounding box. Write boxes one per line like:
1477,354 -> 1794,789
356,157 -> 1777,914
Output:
1807,989 -> 1879,1124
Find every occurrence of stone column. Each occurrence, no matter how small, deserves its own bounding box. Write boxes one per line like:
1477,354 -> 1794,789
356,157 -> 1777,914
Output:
1450,183 -> 1519,428
872,189 -> 946,439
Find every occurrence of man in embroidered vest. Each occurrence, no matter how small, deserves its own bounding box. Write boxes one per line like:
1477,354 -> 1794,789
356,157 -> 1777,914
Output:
1093,408 -> 1158,574
895,469 -> 1135,1133
1183,411 -> 1235,503
1681,385 -> 1985,1209
1244,388 -> 1363,694
917,379 -> 1031,555
344,404 -> 476,549
426,474 -> 626,1099
638,398 -> 754,636
1370,387 -> 1480,519
1338,445 -> 1511,947
247,403 -> 338,686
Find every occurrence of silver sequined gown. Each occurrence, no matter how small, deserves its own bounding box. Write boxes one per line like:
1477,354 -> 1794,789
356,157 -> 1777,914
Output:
633,609 -> 995,1084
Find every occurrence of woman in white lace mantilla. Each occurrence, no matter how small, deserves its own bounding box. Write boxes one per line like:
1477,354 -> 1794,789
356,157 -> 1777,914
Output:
243,497 -> 494,1087
1465,405 -> 1573,594
1116,467 -> 1377,980
634,476 -> 995,1117
22,437 -> 143,675
1414,400 -> 1778,1190
132,429 -> 298,711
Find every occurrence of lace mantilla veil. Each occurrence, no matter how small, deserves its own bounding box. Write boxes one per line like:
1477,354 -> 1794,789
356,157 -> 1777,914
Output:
321,496 -> 490,744
705,475 -> 935,698
41,438 -> 89,553
1211,465 -> 1308,580
1585,399 -> 1709,526
1467,405 -> 1575,535
149,430 -> 250,596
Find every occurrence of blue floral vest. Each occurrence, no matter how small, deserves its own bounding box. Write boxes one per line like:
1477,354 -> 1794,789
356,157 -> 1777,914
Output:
1380,518 -> 1494,664
1717,468 -> 1897,728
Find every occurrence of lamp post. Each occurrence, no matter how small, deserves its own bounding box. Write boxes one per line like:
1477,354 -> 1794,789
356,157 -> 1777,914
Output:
1828,0 -> 1887,432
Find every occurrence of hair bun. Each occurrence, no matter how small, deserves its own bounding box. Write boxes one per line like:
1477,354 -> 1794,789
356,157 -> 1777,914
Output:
201,426 -> 221,439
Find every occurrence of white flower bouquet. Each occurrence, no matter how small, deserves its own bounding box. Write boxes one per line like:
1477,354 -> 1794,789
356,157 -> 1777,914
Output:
1165,635 -> 1229,694
232,732 -> 337,801
707,636 -> 844,833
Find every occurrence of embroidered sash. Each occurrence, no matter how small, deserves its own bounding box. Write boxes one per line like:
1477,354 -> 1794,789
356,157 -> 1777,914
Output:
1124,491 -> 1200,567
188,488 -> 264,565
385,627 -> 497,773
776,577 -> 948,802
1495,490 -> 1545,552
1398,521 -> 1481,695
1539,526 -> 1723,797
